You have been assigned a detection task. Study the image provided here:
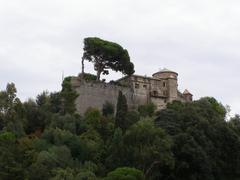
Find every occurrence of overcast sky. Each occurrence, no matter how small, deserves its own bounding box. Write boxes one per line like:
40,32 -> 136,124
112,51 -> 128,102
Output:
0,0 -> 240,116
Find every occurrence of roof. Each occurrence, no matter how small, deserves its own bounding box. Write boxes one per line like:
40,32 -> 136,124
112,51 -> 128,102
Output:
183,89 -> 192,95
152,68 -> 178,76
161,68 -> 172,72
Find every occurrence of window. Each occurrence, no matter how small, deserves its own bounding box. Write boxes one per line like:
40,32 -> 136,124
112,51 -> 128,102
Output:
143,84 -> 147,88
163,82 -> 166,87
135,83 -> 139,89
164,99 -> 167,103
153,90 -> 158,96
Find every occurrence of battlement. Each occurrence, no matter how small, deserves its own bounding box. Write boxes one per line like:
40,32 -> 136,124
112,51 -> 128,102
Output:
71,77 -> 128,90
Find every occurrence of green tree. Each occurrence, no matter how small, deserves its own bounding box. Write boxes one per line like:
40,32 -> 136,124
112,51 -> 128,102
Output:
75,161 -> 98,180
27,145 -> 74,180
36,91 -> 50,108
105,128 -> 125,170
61,77 -> 79,114
124,119 -> 174,179
75,171 -> 97,180
173,133 -> 213,180
0,132 -> 24,180
125,111 -> 140,128
156,98 -> 240,180
41,128 -> 88,162
82,73 -> 97,81
82,37 -> 135,80
23,99 -> 46,134
229,115 -> 240,136
102,101 -> 114,117
105,167 -> 145,180
49,113 -> 85,135
138,102 -> 156,117
0,83 -> 25,137
80,128 -> 104,163
96,116 -> 115,143
50,168 -> 75,180
49,92 -> 62,113
84,108 -> 102,129
115,91 -> 128,131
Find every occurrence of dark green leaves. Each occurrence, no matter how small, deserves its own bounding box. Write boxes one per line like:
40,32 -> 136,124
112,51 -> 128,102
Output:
82,37 -> 135,80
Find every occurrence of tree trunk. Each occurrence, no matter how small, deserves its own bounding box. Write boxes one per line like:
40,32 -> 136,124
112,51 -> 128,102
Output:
96,70 -> 101,81
81,57 -> 85,79
95,61 -> 103,81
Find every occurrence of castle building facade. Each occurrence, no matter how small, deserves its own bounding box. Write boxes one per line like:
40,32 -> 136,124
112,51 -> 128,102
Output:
71,68 -> 192,115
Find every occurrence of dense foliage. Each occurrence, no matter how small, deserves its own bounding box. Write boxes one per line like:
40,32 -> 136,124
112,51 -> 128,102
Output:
0,82 -> 240,180
82,37 -> 135,80
80,73 -> 97,81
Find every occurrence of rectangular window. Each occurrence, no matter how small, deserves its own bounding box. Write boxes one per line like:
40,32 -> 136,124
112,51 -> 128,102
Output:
143,84 -> 147,88
163,82 -> 166,87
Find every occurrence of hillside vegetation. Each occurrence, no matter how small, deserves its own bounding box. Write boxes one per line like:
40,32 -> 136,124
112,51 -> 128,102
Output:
0,81 -> 240,180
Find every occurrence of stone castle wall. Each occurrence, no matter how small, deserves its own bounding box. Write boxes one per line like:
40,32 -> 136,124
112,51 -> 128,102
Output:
71,77 -> 134,115
71,70 -> 192,115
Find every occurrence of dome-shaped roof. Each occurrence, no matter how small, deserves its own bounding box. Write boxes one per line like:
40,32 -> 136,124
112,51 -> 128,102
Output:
152,68 -> 178,77
160,68 -> 171,72
159,68 -> 177,74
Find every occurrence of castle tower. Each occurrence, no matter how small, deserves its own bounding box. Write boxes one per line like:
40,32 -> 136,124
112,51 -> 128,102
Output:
152,68 -> 178,102
183,89 -> 193,102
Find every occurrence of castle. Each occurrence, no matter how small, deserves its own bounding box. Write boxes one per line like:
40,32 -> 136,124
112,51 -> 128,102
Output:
71,68 -> 193,115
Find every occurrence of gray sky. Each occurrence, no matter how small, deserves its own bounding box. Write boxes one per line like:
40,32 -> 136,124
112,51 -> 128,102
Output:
0,0 -> 240,116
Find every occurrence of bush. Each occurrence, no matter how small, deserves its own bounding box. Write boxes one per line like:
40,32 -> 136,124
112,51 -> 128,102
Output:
138,103 -> 156,117
81,73 -> 97,81
102,101 -> 114,117
105,167 -> 145,180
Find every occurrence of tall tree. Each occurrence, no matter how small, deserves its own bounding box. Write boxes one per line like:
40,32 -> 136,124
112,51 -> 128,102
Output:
0,132 -> 24,180
82,37 -> 135,80
0,83 -> 25,137
124,119 -> 174,179
115,91 -> 128,131
156,98 -> 240,180
105,128 -> 125,170
61,77 -> 79,114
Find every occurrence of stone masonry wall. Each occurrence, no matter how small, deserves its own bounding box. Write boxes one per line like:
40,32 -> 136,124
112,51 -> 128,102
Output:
71,71 -> 190,115
71,77 -> 134,115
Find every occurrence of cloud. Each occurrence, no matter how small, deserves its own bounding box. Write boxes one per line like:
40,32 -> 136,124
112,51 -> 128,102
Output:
0,0 -> 239,115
